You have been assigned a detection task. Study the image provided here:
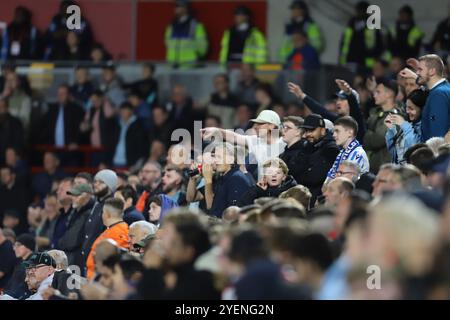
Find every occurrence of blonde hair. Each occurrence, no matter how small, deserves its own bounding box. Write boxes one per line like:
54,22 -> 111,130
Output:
263,158 -> 289,175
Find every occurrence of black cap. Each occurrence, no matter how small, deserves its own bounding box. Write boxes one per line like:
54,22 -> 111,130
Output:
300,114 -> 325,130
377,77 -> 398,97
22,252 -> 56,269
234,6 -> 251,17
175,0 -> 189,8
290,0 -> 307,10
16,234 -> 36,252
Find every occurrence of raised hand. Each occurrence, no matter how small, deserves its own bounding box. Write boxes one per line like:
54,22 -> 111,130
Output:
335,79 -> 352,94
406,58 -> 420,72
398,67 -> 418,80
366,75 -> 377,92
287,82 -> 306,100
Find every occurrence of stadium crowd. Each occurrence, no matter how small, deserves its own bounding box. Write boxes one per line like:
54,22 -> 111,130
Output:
2,0 -> 450,300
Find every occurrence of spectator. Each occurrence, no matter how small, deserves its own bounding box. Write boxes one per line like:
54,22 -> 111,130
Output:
429,4 -> 450,53
128,221 -> 157,253
4,147 -> 29,185
90,43 -> 112,63
339,1 -> 384,69
0,228 -> 16,290
0,6 -> 42,61
335,160 -> 376,195
70,67 -> 96,110
112,102 -> 148,169
202,110 -> 286,182
364,78 -> 400,173
234,104 -> 253,131
137,212 -> 220,299
239,158 -> 296,206
323,177 -> 355,208
416,54 -> 450,140
149,106 -> 174,148
385,89 -> 428,164
61,31 -> 90,61
99,64 -> 126,108
31,152 -> 68,202
219,6 -> 267,65
387,5 -> 424,61
80,90 -> 118,166
35,193 -> 59,251
226,228 -> 308,299
280,116 -> 305,183
284,30 -> 320,71
74,172 -> 93,186
202,142 -> 253,216
166,84 -> 196,135
2,234 -> 35,299
164,0 -> 208,68
292,233 -> 333,297
44,0 -> 93,61
280,0 -> 324,62
128,91 -> 152,132
135,161 -> 163,215
0,99 -> 25,163
255,82 -> 278,115
288,79 -> 366,142
114,185 -> 145,226
207,74 -> 239,129
81,169 -> 118,275
288,114 -> 339,203
2,252 -> 57,300
58,183 -> 95,268
279,185 -> 312,210
234,64 -> 260,109
161,164 -> 187,206
326,116 -> 369,183
50,178 -> 73,250
86,198 -> 129,280
148,194 -> 179,227
0,166 -> 29,230
40,84 -> 85,148
0,72 -> 32,132
123,63 -> 158,107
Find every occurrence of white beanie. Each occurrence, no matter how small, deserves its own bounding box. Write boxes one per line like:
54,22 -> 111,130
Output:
94,169 -> 118,193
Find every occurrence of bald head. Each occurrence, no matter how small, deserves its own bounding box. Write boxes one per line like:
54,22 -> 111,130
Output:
324,177 -> 355,207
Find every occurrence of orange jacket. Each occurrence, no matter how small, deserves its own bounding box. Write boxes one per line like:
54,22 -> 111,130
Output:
86,221 -> 129,280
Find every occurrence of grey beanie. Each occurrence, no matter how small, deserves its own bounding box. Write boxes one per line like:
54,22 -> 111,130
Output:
94,169 -> 118,193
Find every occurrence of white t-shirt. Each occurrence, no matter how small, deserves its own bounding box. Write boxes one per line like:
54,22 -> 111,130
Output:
244,135 -> 287,181
0,273 -> 54,300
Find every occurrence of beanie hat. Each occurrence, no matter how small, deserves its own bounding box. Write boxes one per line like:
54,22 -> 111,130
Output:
94,169 -> 118,193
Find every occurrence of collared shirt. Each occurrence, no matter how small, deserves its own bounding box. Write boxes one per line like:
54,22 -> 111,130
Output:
54,104 -> 65,146
430,78 -> 446,90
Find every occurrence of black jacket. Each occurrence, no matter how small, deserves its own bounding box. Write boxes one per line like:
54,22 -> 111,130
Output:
137,263 -> 220,300
40,102 -> 85,145
293,133 -> 340,204
80,194 -> 112,275
58,198 -> 95,268
239,175 -> 297,206
112,118 -> 149,167
0,113 -> 25,163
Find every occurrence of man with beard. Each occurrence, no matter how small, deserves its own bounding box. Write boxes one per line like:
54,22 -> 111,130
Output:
160,164 -> 187,206
135,161 -> 162,214
290,114 -> 339,205
416,54 -> 450,141
80,169 -> 117,276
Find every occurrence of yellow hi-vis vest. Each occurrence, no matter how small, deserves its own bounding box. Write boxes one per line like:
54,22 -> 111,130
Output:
219,27 -> 267,65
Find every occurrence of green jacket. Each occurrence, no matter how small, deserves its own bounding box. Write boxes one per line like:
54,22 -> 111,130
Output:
364,107 -> 392,173
165,18 -> 208,68
219,27 -> 267,65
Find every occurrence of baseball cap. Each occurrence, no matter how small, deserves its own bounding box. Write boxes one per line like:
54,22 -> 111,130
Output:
250,110 -> 282,128
22,252 -> 56,269
67,183 -> 93,196
300,114 -> 325,130
133,233 -> 156,249
234,6 -> 251,16
16,234 -> 36,252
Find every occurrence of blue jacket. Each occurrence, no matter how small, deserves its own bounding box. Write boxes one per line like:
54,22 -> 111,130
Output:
386,120 -> 422,164
421,80 -> 450,141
